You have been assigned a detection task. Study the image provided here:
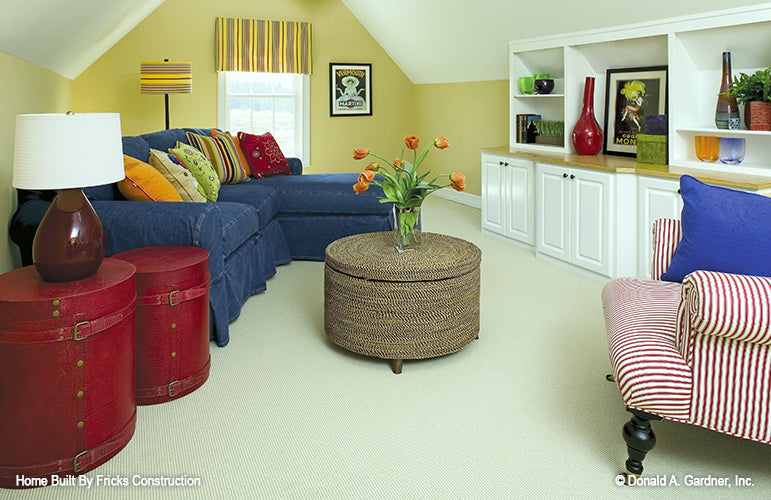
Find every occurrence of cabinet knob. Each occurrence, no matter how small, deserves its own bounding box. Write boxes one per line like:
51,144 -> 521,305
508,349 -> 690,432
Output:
570,174 -> 575,180
504,162 -> 509,167
499,161 -> 504,166
563,173 -> 568,178
677,189 -> 681,195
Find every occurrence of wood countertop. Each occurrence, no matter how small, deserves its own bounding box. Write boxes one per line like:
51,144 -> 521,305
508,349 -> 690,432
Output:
481,146 -> 771,191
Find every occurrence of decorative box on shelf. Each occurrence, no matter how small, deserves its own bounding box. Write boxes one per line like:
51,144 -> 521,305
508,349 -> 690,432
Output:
636,134 -> 667,165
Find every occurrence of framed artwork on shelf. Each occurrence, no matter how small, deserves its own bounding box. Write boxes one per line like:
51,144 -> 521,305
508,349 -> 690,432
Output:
603,66 -> 667,156
330,63 -> 372,116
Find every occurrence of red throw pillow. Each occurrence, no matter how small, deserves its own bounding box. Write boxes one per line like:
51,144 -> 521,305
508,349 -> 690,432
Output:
237,131 -> 292,178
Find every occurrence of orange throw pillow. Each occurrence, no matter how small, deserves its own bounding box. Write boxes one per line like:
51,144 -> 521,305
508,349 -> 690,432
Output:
212,129 -> 252,177
118,155 -> 183,201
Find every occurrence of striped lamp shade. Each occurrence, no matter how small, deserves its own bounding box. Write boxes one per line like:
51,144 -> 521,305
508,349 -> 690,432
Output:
140,61 -> 192,94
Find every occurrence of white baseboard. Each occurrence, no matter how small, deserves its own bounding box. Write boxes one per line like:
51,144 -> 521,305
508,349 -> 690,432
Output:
433,189 -> 481,209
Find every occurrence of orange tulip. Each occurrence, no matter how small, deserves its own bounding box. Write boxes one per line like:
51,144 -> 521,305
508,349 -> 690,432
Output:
434,137 -> 450,149
404,135 -> 419,150
358,170 -> 375,184
353,147 -> 369,160
449,172 -> 466,192
353,181 -> 369,194
394,158 -> 405,167
365,162 -> 379,171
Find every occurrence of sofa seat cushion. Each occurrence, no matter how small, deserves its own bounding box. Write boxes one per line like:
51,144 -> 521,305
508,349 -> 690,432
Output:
215,202 -> 262,259
255,173 -> 390,215
602,277 -> 693,421
216,183 -> 281,231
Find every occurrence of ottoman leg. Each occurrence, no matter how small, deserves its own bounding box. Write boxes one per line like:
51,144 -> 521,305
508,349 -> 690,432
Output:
391,359 -> 403,374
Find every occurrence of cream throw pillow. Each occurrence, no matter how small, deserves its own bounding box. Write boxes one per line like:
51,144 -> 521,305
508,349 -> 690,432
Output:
149,149 -> 206,202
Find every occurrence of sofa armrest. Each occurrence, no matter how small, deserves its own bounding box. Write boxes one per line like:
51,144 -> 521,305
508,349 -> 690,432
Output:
287,157 -> 303,176
10,200 -> 227,282
676,270 -> 771,358
651,218 -> 682,280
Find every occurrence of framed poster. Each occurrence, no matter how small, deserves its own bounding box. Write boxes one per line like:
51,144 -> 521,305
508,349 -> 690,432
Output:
603,66 -> 667,156
330,63 -> 372,116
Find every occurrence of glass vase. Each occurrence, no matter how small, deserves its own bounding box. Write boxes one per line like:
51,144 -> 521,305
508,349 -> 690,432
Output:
715,52 -> 740,130
392,205 -> 421,253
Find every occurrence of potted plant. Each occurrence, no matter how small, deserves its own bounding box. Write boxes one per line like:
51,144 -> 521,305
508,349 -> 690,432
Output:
534,120 -> 565,146
727,68 -> 771,130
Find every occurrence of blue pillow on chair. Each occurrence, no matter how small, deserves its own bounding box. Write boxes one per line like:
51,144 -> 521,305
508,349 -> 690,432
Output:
661,175 -> 771,282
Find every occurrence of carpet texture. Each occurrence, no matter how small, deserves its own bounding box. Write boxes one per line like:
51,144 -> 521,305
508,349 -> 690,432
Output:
5,196 -> 771,499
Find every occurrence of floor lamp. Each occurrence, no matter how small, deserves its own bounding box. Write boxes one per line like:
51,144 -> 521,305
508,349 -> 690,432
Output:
12,113 -> 125,282
140,60 -> 192,129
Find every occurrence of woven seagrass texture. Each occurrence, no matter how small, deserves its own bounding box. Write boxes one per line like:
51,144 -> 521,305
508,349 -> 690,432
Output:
325,231 -> 481,282
324,232 -> 481,360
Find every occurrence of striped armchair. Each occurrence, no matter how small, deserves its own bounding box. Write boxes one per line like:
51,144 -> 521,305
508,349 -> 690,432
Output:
602,219 -> 771,481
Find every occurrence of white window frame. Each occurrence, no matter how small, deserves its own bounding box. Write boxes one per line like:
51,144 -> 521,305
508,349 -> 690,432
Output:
217,71 -> 310,165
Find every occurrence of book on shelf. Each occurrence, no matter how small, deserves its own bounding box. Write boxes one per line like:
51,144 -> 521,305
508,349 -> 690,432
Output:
516,114 -> 541,143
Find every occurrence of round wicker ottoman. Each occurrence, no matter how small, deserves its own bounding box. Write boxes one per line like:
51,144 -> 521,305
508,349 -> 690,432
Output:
324,231 -> 481,373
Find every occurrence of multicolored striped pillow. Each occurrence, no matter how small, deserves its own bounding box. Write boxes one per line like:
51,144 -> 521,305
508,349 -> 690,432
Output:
185,131 -> 250,184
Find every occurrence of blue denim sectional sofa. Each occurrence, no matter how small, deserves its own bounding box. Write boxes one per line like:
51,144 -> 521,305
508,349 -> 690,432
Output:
9,128 -> 392,347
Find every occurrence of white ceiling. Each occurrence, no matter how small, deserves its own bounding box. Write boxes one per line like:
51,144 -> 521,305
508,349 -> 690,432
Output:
0,0 -> 164,79
341,0 -> 771,84
2,0 -> 770,82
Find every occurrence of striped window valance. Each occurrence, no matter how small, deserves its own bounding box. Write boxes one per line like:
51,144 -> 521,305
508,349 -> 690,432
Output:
215,17 -> 312,74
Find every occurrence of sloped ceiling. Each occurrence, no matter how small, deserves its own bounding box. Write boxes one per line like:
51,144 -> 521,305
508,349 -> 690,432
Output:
341,0 -> 771,84
0,0 -> 165,79
2,0 -> 770,82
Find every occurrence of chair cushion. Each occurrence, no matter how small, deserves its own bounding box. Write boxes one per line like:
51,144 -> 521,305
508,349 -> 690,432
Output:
255,173 -> 391,215
602,277 -> 692,420
662,175 -> 771,282
216,183 -> 281,231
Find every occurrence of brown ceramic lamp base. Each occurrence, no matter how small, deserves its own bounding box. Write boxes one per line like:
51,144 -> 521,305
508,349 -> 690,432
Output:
33,188 -> 106,282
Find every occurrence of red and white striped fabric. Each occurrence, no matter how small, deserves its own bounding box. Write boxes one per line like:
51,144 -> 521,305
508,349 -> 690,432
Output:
603,278 -> 692,420
651,218 -> 682,280
604,218 -> 771,446
677,270 -> 771,444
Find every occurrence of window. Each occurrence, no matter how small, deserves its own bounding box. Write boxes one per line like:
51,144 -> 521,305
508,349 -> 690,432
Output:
218,72 -> 309,163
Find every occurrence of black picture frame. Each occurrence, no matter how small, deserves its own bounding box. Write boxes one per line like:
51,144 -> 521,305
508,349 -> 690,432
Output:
603,66 -> 668,156
330,63 -> 372,116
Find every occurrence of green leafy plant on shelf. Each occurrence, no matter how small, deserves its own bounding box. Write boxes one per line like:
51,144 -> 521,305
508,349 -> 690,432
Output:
727,68 -> 771,103
726,68 -> 771,131
534,120 -> 564,146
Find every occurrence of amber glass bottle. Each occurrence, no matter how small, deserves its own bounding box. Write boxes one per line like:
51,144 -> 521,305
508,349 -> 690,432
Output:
715,52 -> 740,129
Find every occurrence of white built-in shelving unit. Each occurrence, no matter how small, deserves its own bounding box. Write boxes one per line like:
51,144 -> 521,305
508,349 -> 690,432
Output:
509,4 -> 771,176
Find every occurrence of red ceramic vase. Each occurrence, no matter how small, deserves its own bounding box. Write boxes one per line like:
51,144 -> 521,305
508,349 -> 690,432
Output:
572,76 -> 603,155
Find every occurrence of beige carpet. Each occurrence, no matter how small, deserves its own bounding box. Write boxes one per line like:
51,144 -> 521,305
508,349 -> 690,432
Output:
6,196 -> 771,499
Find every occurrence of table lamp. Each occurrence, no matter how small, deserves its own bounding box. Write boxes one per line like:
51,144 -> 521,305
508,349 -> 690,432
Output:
140,60 -> 193,129
12,112 -> 125,282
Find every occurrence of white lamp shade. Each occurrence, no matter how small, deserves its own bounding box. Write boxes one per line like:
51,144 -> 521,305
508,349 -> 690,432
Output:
13,113 -> 125,190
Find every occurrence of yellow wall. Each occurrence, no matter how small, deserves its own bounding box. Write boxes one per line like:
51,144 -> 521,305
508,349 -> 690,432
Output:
0,52 -> 72,272
73,0 -> 415,177
414,80 -> 509,195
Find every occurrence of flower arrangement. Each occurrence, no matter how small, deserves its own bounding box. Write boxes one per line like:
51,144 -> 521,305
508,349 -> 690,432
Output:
351,134 -> 465,251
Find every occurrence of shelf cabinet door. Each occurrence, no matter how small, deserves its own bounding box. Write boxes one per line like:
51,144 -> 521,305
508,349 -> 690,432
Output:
504,158 -> 535,245
481,155 -> 506,234
570,168 -> 612,276
536,162 -> 613,276
637,176 -> 682,278
535,163 -> 571,261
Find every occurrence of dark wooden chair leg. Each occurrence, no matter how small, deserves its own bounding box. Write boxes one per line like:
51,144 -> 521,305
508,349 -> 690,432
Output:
391,359 -> 403,374
622,408 -> 662,482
